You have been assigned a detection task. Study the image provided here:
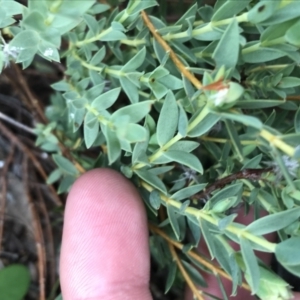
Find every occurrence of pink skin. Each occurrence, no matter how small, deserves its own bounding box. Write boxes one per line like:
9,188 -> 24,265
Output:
60,169 -> 300,300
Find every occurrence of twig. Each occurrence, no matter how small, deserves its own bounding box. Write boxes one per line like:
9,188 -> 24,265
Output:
31,172 -> 56,292
23,157 -> 46,300
5,64 -> 86,174
8,64 -> 48,123
169,243 -> 204,300
149,223 -> 251,292
141,10 -> 203,89
0,145 -> 15,252
193,168 -> 273,201
0,111 -> 36,135
0,121 -> 62,206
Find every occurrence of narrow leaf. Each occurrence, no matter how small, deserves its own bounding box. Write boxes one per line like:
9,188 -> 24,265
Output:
212,18 -> 239,69
52,154 -> 78,175
295,107 -> 300,133
164,151 -> 203,174
165,261 -> 177,293
275,237 -> 300,266
91,88 -> 121,110
167,203 -> 180,240
246,207 -> 300,236
171,184 -> 207,201
240,237 -> 260,293
121,47 -> 146,72
105,126 -> 121,164
111,101 -> 153,124
157,91 -> 179,146
135,169 -> 167,194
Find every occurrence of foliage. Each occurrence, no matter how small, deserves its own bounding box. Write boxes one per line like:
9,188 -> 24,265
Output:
0,264 -> 30,300
2,0 -> 300,299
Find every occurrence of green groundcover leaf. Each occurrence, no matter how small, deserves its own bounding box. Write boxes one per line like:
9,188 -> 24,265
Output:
246,207 -> 300,236
0,265 -> 30,300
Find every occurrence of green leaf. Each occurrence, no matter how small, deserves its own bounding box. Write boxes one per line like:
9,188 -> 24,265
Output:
125,0 -> 158,16
275,237 -> 300,267
111,101 -> 153,124
212,196 -> 238,213
164,151 -> 203,174
149,189 -> 161,210
90,46 -> 106,65
240,237 -> 260,294
168,141 -> 199,152
247,1 -> 278,24
157,91 -> 178,146
117,123 -> 147,143
178,103 -> 188,137
167,203 -> 180,240
105,126 -> 121,164
241,154 -> 262,169
212,0 -> 250,22
246,207 -> 300,236
224,119 -> 243,161
209,183 -> 243,207
38,41 -> 60,62
0,265 -> 30,300
10,30 -> 39,49
47,168 -> 62,184
91,88 -> 121,111
187,215 -> 201,247
260,2 -> 300,26
0,0 -> 24,15
216,112 -> 262,130
295,107 -> 300,133
200,219 -> 216,258
278,77 -> 300,88
171,184 -> 206,201
188,112 -> 220,138
182,260 -> 207,287
285,19 -> 300,46
121,47 -> 146,72
55,294 -> 63,300
165,261 -> 177,293
212,18 -> 239,69
23,11 -> 47,32
51,80 -> 70,92
218,214 -> 237,231
52,154 -> 78,176
242,47 -> 285,63
120,76 -> 139,104
135,169 -> 167,194
236,99 -> 285,109
84,120 -> 99,148
99,28 -> 127,41
83,14 -> 99,36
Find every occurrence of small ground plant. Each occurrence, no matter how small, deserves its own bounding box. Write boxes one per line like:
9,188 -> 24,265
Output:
1,0 -> 300,299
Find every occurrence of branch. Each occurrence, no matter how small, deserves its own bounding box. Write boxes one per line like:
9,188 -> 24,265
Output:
168,243 -> 204,300
141,10 -> 203,90
149,223 -> 251,292
193,168 -> 274,201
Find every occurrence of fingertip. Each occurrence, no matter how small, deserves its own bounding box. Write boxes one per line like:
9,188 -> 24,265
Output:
60,168 -> 151,300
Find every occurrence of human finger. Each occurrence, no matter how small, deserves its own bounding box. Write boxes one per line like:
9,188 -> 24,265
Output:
60,168 -> 152,300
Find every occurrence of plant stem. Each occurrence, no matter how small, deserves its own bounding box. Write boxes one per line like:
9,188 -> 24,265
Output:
141,181 -> 277,253
260,129 -> 295,157
133,104 -> 210,170
168,244 -> 204,300
141,10 -> 203,89
149,223 -> 251,292
75,27 -> 113,47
